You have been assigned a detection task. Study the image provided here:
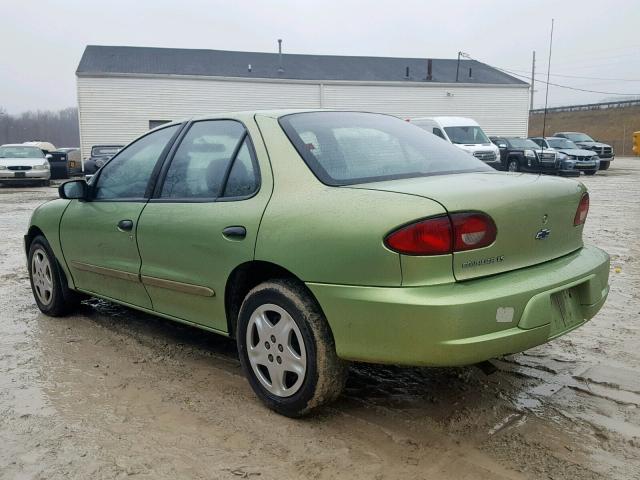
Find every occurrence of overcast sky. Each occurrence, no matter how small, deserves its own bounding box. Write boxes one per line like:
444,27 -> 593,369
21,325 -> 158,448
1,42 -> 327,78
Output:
2,0 -> 639,113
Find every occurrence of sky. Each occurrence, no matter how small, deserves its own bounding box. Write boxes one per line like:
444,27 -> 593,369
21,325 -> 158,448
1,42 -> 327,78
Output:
1,0 -> 639,113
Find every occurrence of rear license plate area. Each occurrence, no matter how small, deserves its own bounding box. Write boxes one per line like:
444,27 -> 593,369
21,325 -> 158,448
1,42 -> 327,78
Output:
549,287 -> 582,337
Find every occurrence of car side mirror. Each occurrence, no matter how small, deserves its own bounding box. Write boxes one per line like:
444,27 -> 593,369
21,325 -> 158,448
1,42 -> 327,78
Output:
498,144 -> 507,149
59,179 -> 89,200
45,154 -> 52,160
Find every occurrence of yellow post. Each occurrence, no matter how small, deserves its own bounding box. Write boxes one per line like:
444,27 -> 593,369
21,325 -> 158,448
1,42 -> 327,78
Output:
634,131 -> 640,156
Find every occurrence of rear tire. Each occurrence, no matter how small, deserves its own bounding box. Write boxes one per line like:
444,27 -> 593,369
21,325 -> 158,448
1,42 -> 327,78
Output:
599,160 -> 610,170
237,279 -> 347,417
28,235 -> 82,316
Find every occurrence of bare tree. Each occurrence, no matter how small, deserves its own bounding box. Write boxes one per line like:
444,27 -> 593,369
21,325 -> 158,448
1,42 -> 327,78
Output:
0,107 -> 79,147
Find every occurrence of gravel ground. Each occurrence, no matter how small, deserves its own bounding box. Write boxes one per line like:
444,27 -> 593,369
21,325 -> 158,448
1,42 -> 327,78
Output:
1,158 -> 639,480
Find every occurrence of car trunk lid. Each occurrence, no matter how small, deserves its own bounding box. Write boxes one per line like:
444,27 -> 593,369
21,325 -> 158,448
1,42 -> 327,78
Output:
349,171 -> 586,281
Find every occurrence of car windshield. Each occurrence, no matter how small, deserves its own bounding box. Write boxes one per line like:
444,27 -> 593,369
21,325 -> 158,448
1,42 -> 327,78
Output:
0,146 -> 44,158
279,112 -> 491,186
548,138 -> 578,149
443,126 -> 490,144
507,138 -> 539,149
92,146 -> 122,156
564,133 -> 594,142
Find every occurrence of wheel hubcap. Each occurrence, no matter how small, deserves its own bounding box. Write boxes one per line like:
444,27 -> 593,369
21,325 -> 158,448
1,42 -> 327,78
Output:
508,162 -> 518,172
246,304 -> 307,397
31,248 -> 53,306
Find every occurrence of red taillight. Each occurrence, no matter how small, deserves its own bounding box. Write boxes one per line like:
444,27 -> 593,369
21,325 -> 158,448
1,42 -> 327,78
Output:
574,192 -> 589,226
385,216 -> 452,255
451,212 -> 497,251
385,212 -> 497,256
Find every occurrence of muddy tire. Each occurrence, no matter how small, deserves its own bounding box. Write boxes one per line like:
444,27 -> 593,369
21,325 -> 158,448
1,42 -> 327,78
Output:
28,235 -> 82,316
237,279 -> 347,417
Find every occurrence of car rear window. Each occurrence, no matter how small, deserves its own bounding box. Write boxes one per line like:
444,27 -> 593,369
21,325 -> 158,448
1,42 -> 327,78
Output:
279,112 -> 490,186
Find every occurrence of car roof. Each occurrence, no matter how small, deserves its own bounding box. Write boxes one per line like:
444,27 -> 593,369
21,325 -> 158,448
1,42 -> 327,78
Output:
166,109 -> 403,126
409,116 -> 480,127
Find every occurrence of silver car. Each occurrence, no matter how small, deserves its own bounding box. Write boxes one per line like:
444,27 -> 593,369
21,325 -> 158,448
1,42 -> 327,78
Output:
0,144 -> 51,186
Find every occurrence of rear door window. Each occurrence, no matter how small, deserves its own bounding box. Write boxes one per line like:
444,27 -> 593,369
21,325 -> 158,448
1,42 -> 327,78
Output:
160,120 -> 259,200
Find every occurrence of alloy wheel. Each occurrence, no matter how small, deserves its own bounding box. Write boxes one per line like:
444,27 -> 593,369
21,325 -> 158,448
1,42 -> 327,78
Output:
31,248 -> 53,306
245,303 -> 307,397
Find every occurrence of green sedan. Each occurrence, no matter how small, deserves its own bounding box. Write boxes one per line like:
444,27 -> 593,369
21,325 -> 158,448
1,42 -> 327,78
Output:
25,111 -> 609,417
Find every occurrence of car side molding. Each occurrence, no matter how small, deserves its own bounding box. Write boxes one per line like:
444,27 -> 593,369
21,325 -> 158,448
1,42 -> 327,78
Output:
141,275 -> 215,297
70,261 -> 215,297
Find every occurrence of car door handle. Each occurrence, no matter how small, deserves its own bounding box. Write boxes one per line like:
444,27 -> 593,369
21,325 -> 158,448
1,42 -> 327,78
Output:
117,219 -> 134,232
222,226 -> 246,240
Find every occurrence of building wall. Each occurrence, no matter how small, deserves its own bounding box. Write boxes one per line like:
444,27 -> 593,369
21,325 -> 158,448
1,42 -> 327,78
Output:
77,75 -> 530,158
529,105 -> 640,156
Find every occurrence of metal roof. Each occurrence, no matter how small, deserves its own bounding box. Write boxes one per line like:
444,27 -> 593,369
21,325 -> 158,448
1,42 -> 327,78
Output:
76,45 -> 526,85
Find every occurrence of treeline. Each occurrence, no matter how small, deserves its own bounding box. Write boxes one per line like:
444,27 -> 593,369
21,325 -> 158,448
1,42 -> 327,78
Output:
0,107 -> 80,148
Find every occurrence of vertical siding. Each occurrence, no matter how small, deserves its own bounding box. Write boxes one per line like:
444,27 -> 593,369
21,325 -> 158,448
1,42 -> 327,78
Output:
322,84 -> 530,136
77,76 -> 529,158
77,77 -> 321,158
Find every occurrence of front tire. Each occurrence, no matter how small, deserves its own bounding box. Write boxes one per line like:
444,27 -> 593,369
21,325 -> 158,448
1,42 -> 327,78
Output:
584,170 -> 597,176
507,158 -> 520,172
599,160 -> 610,170
28,235 -> 81,316
237,279 -> 347,417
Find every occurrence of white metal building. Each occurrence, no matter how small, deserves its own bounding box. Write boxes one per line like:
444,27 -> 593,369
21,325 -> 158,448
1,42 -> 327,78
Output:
76,45 -> 530,158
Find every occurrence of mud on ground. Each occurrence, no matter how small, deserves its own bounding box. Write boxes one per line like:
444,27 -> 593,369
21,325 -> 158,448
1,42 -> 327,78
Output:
1,158 -> 639,479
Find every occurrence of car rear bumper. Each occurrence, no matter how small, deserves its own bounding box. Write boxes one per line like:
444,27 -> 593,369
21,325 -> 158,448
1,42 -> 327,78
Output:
308,245 -> 609,366
0,171 -> 50,181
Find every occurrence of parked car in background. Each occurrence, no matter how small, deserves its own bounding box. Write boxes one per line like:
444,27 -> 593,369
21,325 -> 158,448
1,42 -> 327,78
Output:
26,110 -> 609,417
48,148 -> 82,179
529,137 -> 599,176
554,132 -> 614,170
410,116 -> 502,170
489,136 -> 571,175
83,145 -> 123,175
0,144 -> 51,186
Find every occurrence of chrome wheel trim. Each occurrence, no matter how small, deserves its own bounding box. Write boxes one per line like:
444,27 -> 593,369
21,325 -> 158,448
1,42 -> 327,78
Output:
31,247 -> 54,306
508,161 -> 518,172
246,303 -> 307,397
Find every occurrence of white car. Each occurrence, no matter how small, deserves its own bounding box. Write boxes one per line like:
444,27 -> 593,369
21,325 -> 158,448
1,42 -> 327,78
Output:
409,116 -> 502,170
0,144 -> 51,186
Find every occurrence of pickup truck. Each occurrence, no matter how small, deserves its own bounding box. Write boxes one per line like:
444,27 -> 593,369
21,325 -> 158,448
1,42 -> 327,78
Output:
554,132 -> 613,170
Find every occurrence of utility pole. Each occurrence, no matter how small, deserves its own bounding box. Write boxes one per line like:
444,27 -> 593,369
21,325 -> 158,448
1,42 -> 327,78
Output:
530,51 -> 536,110
542,19 -> 554,139
455,51 -> 462,82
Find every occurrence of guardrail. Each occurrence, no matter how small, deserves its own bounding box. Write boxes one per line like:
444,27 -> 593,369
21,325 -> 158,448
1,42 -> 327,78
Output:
530,99 -> 640,114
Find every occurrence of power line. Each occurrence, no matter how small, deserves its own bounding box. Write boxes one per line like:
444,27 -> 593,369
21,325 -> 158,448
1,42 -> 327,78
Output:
497,66 -> 640,96
504,67 -> 640,83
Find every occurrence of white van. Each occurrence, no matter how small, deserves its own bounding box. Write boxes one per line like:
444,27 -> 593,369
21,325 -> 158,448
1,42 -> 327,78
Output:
410,117 -> 502,170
